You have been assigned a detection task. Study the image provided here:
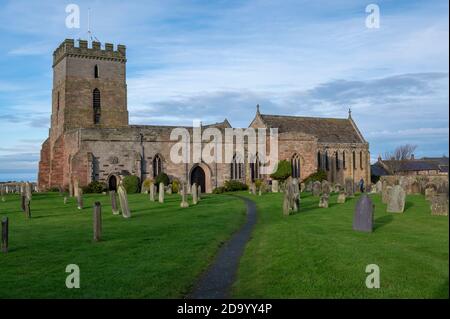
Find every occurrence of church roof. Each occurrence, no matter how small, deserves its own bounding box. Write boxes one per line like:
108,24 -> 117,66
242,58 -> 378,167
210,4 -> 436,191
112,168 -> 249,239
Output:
258,113 -> 365,143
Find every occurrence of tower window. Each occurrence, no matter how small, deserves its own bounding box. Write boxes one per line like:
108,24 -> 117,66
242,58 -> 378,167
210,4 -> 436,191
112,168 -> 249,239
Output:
93,88 -> 101,124
94,65 -> 99,78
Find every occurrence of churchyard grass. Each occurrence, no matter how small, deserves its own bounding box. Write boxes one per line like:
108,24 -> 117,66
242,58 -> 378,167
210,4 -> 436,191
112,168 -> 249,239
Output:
232,192 -> 448,298
0,192 -> 246,298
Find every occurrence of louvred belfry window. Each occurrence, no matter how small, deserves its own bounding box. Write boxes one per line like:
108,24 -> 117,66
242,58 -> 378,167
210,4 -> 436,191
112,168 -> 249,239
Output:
93,88 -> 101,124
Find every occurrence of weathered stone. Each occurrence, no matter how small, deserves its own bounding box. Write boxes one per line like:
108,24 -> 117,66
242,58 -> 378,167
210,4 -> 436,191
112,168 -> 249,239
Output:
158,183 -> 165,203
149,183 -> 155,201
410,181 -> 421,194
365,183 -> 372,193
376,180 -> 382,193
93,202 -> 102,242
197,185 -> 202,201
430,194 -> 448,216
282,177 -> 299,215
337,192 -> 346,204
118,185 -> 131,218
180,183 -> 189,208
353,195 -> 374,232
1,217 -> 8,253
192,183 -> 198,204
334,183 -> 342,193
271,180 -> 279,193
251,183 -> 257,195
77,188 -> 83,210
110,190 -> 119,215
25,182 -> 32,201
1,186 -> 5,202
20,195 -> 26,212
387,185 -> 406,213
300,183 -> 305,192
345,178 -> 354,197
306,181 -> 313,192
321,181 -> 331,195
25,199 -> 31,218
312,181 -> 321,197
74,179 -> 80,198
166,185 -> 172,194
64,196 -> 68,204
425,185 -> 437,201
382,185 -> 392,204
319,194 -> 329,208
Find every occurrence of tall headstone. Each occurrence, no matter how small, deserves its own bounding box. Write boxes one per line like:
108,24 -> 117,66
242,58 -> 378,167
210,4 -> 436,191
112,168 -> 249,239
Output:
180,183 -> 189,208
74,179 -> 80,198
382,185 -> 392,204
387,185 -> 406,213
300,183 -> 305,193
272,180 -> 279,193
425,185 -> 437,201
312,181 -> 321,197
1,217 -> 8,253
20,194 -> 26,212
197,185 -> 202,201
93,202 -> 102,242
149,183 -> 155,201
430,194 -> 448,216
158,183 -> 165,203
77,188 -> 83,210
110,190 -> 120,215
353,195 -> 374,232
345,178 -> 354,197
251,183 -> 256,195
192,183 -> 198,205
69,179 -> 74,197
282,177 -> 299,215
25,199 -> 31,218
118,185 -> 131,218
25,182 -> 32,201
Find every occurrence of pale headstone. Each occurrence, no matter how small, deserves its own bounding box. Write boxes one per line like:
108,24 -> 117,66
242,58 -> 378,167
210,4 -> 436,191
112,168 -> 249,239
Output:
197,185 -> 202,201
158,182 -> 165,203
334,184 -> 342,193
353,195 -> 374,232
192,183 -> 198,205
118,185 -> 131,218
110,191 -> 119,215
410,181 -> 420,194
1,186 -> 5,202
166,185 -> 173,195
345,178 -> 354,197
312,181 -> 321,197
306,181 -> 313,192
251,183 -> 257,195
337,192 -> 346,204
282,177 -> 299,215
382,185 -> 392,204
387,185 -> 406,213
25,182 -> 32,201
77,188 -> 83,210
272,180 -> 279,193
319,194 -> 329,208
300,183 -> 305,192
425,185 -> 437,201
74,179 -> 80,198
376,180 -> 382,193
180,183 -> 189,208
69,180 -> 74,197
93,202 -> 102,242
430,194 -> 448,216
64,196 -> 68,205
149,183 -> 155,201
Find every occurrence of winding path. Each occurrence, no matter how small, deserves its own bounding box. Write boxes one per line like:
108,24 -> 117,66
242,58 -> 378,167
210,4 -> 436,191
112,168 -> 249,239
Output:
188,196 -> 257,299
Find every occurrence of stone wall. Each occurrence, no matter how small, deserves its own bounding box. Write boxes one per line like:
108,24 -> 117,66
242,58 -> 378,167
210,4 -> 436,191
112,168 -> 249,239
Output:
380,175 -> 449,195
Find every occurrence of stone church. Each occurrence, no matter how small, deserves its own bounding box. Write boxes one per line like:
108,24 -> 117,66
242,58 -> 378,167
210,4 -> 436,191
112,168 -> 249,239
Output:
38,39 -> 370,193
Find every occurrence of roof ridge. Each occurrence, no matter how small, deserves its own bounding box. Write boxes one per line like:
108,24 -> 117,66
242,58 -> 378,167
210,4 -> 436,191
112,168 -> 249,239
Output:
260,113 -> 349,121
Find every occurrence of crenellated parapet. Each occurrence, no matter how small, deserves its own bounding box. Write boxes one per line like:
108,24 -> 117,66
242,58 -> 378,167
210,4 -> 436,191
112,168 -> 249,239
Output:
53,39 -> 126,67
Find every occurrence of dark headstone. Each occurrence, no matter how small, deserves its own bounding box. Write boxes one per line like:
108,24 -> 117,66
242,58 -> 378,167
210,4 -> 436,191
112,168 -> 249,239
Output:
93,202 -> 102,242
353,195 -> 374,233
1,217 -> 8,253
20,195 -> 26,212
25,199 -> 31,218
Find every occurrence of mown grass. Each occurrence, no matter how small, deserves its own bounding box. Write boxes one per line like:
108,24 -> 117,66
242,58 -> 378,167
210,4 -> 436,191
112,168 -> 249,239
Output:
0,192 -> 246,298
232,191 -> 448,298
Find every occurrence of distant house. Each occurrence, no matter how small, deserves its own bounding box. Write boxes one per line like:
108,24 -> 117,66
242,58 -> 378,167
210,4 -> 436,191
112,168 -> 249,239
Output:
371,155 -> 448,182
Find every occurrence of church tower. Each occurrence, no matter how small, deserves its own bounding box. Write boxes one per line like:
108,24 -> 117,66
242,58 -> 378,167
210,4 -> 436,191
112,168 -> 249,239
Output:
50,39 -> 129,140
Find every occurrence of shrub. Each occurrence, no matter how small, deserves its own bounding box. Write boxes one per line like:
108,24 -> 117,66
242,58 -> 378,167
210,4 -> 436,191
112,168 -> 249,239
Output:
303,170 -> 327,184
142,178 -> 153,192
172,179 -> 180,193
212,186 -> 226,194
122,175 -> 140,194
254,179 -> 263,191
224,180 -> 248,192
82,181 -> 107,194
270,160 -> 292,181
48,187 -> 60,193
155,173 -> 170,186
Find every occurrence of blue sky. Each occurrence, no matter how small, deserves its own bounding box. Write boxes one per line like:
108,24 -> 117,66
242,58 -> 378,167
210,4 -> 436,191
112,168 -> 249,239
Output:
0,0 -> 448,181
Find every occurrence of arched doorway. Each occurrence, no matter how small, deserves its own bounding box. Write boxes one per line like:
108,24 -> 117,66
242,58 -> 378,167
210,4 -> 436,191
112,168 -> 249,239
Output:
108,175 -> 117,191
190,166 -> 206,193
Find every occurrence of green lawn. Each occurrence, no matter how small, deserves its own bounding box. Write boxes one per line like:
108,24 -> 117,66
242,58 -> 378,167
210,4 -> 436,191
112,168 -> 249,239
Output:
0,192 -> 246,298
232,191 -> 449,298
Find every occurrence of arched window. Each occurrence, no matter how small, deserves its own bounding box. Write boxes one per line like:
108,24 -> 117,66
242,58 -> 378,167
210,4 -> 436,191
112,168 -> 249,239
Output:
291,154 -> 300,178
93,88 -> 101,124
343,151 -> 346,169
353,151 -> 356,169
325,151 -> 329,171
231,153 -> 243,180
153,154 -> 162,178
250,154 -> 260,181
335,151 -> 340,170
317,151 -> 322,170
94,65 -> 99,78
360,151 -> 363,169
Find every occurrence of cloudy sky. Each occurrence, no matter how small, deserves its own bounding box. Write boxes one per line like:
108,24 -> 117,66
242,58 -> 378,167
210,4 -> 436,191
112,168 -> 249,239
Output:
0,0 -> 448,181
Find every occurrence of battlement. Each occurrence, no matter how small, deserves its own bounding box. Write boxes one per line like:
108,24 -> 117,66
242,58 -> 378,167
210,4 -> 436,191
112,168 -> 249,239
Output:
53,39 -> 126,67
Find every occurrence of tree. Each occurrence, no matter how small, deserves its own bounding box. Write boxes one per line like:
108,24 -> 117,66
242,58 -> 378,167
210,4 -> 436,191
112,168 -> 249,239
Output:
270,160 -> 292,181
383,144 -> 418,174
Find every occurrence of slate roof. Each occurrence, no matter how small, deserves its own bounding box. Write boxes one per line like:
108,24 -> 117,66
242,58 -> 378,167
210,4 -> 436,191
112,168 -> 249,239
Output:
371,163 -> 389,177
381,160 -> 440,172
258,114 -> 365,143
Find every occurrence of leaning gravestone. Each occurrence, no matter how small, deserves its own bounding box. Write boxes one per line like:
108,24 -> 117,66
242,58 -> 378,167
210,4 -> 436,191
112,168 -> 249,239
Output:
1,217 -> 8,253
149,183 -> 155,202
345,178 -> 354,197
337,191 -> 346,204
319,194 -> 329,208
180,183 -> 189,208
158,183 -> 165,203
118,185 -> 131,218
353,195 -> 374,233
110,190 -> 120,215
430,194 -> 448,216
312,181 -> 321,197
93,202 -> 102,242
387,185 -> 406,213
192,183 -> 198,205
272,180 -> 279,193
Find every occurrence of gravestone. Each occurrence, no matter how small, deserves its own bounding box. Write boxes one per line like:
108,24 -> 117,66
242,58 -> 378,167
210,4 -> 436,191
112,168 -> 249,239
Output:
387,185 -> 406,213
345,178 -> 354,197
272,180 -> 279,193
1,187 -> 5,202
430,194 -> 448,216
118,185 -> 131,218
251,183 -> 257,195
321,181 -> 331,195
25,199 -> 31,218
319,194 -> 329,208
25,182 -> 32,201
1,217 -> 8,253
166,185 -> 173,195
110,190 -> 120,215
300,183 -> 305,193
158,183 -> 165,203
93,202 -> 102,242
180,183 -> 189,208
69,180 -> 74,197
64,196 -> 68,205
425,185 -> 437,201
410,181 -> 421,194
20,183 -> 25,196
149,183 -> 155,201
192,183 -> 198,205
141,181 -> 148,194
382,185 -> 392,204
337,192 -> 346,204
353,195 -> 374,233
334,184 -> 342,193
306,181 -> 313,192
282,177 -> 299,215
197,185 -> 202,201
312,181 -> 321,197
77,188 -> 83,210
376,180 -> 382,193
20,194 -> 26,212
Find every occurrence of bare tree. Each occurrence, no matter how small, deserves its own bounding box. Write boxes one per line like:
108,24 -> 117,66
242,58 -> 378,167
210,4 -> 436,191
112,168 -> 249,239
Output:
383,144 -> 418,174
